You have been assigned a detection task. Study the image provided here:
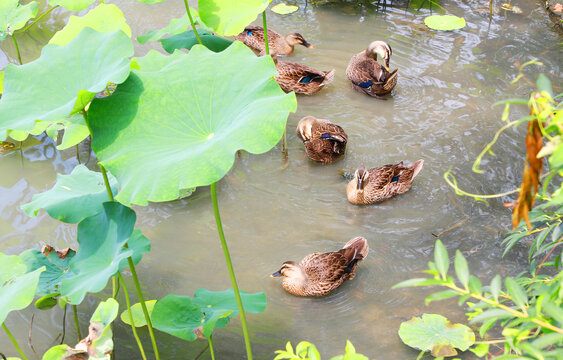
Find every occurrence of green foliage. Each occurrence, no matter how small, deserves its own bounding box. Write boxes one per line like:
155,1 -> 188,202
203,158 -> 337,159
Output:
0,0 -> 38,40
21,165 -> 118,224
48,0 -> 96,12
424,15 -> 466,31
151,289 -> 267,340
87,41 -> 296,205
120,300 -> 156,327
198,0 -> 270,36
274,341 -> 368,360
0,253 -> 44,324
271,3 -> 299,14
160,29 -> 233,53
20,247 -> 76,296
49,3 -> 131,46
0,27 -> 133,142
398,314 -> 475,357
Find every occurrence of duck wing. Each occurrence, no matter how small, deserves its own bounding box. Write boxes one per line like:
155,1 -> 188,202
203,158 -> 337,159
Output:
368,163 -> 406,190
301,249 -> 356,284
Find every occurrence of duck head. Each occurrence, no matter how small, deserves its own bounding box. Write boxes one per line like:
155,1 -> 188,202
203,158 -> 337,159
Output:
285,33 -> 314,48
271,261 -> 302,278
366,40 -> 392,71
355,165 -> 369,193
297,116 -> 315,141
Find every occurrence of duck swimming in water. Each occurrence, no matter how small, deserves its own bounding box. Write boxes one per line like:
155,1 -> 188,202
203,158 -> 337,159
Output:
235,26 -> 313,56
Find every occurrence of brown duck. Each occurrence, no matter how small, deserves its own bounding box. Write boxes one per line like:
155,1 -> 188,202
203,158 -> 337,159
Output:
271,237 -> 369,297
346,160 -> 424,205
346,40 -> 398,98
235,26 -> 313,56
296,116 -> 348,163
274,56 -> 335,95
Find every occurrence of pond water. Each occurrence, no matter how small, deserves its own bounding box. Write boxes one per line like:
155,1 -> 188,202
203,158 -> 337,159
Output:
1,0 -> 562,358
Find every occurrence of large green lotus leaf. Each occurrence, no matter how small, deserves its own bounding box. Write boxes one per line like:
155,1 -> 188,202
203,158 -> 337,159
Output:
88,41 -> 296,206
48,0 -> 96,12
137,13 -> 188,44
120,300 -> 156,327
152,294 -> 203,341
45,114 -> 90,150
160,29 -> 233,53
0,0 -> 38,40
198,0 -> 269,36
21,164 -> 118,224
0,253 -> 45,324
398,314 -> 475,356
49,4 -> 131,46
0,28 -> 133,141
424,15 -> 466,31
60,202 -> 136,305
20,247 -> 76,296
192,288 -> 267,337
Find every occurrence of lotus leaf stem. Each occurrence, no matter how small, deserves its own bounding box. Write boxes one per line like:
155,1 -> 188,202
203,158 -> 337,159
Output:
12,34 -> 22,65
183,0 -> 202,45
118,272 -> 147,360
208,335 -> 215,360
21,5 -> 60,32
76,144 -> 81,164
210,182 -> 253,360
98,163 -> 115,202
72,305 -> 81,340
262,11 -> 269,55
2,323 -> 28,360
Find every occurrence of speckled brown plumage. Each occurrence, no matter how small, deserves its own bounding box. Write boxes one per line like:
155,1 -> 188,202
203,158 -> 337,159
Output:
346,41 -> 398,98
296,116 -> 348,163
274,57 -> 335,95
235,26 -> 312,56
271,237 -> 369,297
347,160 -> 424,205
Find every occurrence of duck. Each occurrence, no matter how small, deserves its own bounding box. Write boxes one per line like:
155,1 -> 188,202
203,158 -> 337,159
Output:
271,237 -> 369,297
273,56 -> 335,95
235,26 -> 313,56
296,116 -> 348,163
346,40 -> 398,98
346,160 -> 424,205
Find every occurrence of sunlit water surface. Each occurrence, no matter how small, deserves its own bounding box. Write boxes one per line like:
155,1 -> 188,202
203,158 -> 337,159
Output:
1,0 -> 562,358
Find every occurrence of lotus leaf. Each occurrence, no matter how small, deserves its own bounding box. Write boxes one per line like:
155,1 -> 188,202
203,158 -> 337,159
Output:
20,246 -> 76,296
0,70 -> 3,93
271,3 -> 299,14
137,13 -> 190,44
0,0 -> 38,40
49,4 -> 131,46
0,28 -> 133,142
120,300 -> 156,327
48,0 -> 96,12
0,253 -> 45,324
151,289 -> 266,340
119,228 -> 151,269
135,0 -> 167,4
87,41 -> 296,205
198,0 -> 270,36
88,299 -> 119,359
60,203 -> 136,304
21,165 -> 118,224
46,114 -> 90,150
398,313 -> 475,357
424,15 -> 466,31
160,29 -> 233,53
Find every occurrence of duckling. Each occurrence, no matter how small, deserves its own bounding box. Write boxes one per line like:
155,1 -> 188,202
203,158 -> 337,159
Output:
346,40 -> 398,98
273,56 -> 335,95
296,116 -> 348,163
271,237 -> 369,297
346,160 -> 424,205
235,26 -> 313,56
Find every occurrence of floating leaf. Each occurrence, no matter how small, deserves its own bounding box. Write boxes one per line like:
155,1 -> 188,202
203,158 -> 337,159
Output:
0,28 -> 133,141
60,203 -> 136,305
49,3 -> 131,46
0,0 -> 39,40
424,15 -> 466,31
120,300 -> 156,327
271,3 -> 299,14
151,294 -> 203,341
198,0 -> 270,36
48,0 -> 96,12
434,239 -> 449,278
398,314 -> 475,355
0,253 -> 45,324
21,165 -> 118,224
160,29 -> 233,53
20,245 -> 76,296
88,42 -> 296,206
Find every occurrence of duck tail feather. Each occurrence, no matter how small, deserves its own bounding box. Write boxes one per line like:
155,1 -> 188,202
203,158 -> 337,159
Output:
410,159 -> 424,179
322,69 -> 336,85
343,236 -> 369,260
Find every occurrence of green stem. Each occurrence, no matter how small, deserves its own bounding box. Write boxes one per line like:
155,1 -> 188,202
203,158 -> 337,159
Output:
262,11 -> 270,55
21,5 -> 59,32
112,276 -> 120,298
183,0 -> 202,45
76,144 -> 81,164
208,336 -> 216,360
72,305 -> 82,340
118,272 -> 147,360
98,163 -> 115,202
11,34 -> 22,65
2,323 -> 28,360
210,182 -> 253,360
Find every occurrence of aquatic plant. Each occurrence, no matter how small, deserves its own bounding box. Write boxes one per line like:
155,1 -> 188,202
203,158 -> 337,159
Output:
274,340 -> 368,360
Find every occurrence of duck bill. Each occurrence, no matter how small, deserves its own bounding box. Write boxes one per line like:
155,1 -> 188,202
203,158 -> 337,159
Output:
303,41 -> 314,49
383,62 -> 390,72
357,178 -> 363,191
270,270 -> 283,277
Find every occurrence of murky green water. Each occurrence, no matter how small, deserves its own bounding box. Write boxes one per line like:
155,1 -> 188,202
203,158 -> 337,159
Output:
1,0 -> 562,358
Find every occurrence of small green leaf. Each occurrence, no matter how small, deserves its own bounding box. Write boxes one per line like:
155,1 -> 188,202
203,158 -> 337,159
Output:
160,30 -> 233,53
543,302 -> 563,324
42,344 -> 70,360
505,277 -> 528,310
271,3 -> 299,14
120,300 -> 156,327
536,74 -> 553,97
425,290 -> 459,305
468,275 -> 482,295
490,275 -> 501,301
434,240 -> 450,279
0,0 -> 39,40
34,293 -> 59,310
392,278 -> 446,289
454,250 -> 469,288
470,343 -> 489,357
424,15 -> 466,31
470,309 -> 514,323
